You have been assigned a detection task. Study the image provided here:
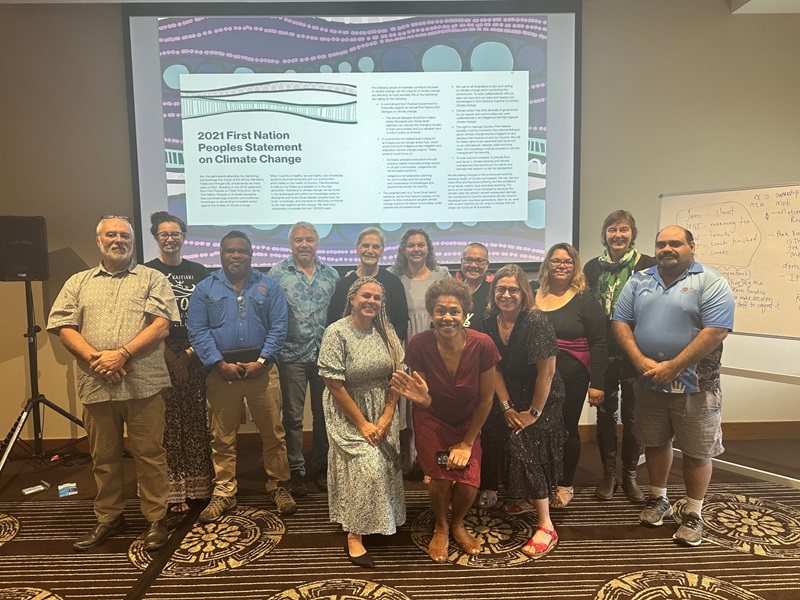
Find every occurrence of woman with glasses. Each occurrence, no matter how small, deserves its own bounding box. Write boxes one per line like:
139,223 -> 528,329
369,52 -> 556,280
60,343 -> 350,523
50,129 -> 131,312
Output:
583,211 -> 656,502
479,264 -> 565,556
145,212 -> 213,513
535,244 -> 608,508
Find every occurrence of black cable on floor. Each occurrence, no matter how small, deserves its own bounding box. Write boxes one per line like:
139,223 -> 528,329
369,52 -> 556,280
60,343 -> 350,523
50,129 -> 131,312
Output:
124,503 -> 203,600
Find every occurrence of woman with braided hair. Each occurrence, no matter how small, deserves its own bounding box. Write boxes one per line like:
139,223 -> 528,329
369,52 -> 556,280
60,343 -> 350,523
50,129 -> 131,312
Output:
318,277 -> 406,568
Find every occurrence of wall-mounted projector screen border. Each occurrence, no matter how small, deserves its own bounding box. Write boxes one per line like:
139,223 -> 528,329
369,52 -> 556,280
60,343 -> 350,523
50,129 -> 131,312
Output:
124,1 -> 581,269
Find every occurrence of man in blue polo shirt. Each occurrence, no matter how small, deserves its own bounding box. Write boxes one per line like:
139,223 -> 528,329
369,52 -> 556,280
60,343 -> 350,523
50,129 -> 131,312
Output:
612,225 -> 734,547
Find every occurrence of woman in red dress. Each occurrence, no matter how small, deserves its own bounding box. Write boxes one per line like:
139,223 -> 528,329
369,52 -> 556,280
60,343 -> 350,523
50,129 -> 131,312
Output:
391,279 -> 499,562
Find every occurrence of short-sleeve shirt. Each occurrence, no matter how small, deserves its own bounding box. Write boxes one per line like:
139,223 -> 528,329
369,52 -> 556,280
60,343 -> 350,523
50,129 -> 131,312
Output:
404,328 -> 500,426
268,256 -> 338,363
145,258 -> 210,339
613,261 -> 735,394
46,262 -> 180,404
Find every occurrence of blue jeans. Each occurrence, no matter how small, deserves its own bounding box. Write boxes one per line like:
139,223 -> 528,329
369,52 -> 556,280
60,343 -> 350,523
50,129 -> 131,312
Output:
278,362 -> 328,476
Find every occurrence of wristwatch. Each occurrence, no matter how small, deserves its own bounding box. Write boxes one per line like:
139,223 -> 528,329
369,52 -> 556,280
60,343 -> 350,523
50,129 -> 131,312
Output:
530,406 -> 541,418
257,356 -> 268,365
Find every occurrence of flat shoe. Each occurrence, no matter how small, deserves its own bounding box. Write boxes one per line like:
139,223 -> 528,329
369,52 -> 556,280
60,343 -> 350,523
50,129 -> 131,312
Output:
521,526 -> 558,556
503,499 -> 537,514
428,528 -> 450,562
451,525 -> 482,555
344,536 -> 374,568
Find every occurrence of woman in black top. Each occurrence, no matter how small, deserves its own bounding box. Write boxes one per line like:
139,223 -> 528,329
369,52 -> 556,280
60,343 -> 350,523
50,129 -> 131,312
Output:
145,212 -> 213,512
583,210 -> 657,502
326,227 -> 408,342
535,243 -> 607,508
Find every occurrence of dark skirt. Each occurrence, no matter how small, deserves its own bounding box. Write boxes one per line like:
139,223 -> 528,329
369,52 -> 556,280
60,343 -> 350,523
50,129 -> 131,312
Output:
163,337 -> 214,503
504,392 -> 565,501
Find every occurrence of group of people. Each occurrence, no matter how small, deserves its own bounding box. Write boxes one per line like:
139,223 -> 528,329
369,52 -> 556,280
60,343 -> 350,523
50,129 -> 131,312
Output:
46,209 -> 733,562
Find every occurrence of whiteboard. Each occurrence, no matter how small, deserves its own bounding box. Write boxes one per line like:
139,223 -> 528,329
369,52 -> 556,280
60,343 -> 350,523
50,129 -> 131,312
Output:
659,183 -> 800,339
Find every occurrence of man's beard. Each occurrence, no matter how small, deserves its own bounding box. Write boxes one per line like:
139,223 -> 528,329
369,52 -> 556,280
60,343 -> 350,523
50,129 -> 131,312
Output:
101,245 -> 133,263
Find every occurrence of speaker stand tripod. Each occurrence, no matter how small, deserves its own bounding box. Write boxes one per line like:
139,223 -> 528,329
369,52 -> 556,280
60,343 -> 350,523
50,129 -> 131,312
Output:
0,281 -> 85,478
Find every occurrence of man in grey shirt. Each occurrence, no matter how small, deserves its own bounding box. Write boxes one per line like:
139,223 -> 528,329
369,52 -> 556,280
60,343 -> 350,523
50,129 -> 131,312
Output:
47,215 -> 179,552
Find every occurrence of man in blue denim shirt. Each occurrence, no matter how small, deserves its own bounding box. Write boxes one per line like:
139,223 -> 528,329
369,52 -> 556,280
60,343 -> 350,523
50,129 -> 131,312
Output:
188,230 -> 296,521
268,222 -> 339,495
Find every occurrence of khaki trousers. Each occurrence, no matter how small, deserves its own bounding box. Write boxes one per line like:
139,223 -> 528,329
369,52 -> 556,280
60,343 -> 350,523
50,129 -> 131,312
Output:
205,364 -> 290,495
82,393 -> 168,523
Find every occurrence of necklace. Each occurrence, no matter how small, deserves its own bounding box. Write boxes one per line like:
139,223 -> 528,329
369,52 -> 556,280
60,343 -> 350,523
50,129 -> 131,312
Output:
497,315 -> 516,344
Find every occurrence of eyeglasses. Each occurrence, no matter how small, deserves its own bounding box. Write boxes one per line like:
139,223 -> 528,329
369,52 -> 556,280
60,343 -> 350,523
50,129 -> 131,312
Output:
101,214 -> 131,223
237,295 -> 246,318
461,257 -> 488,266
549,259 -> 575,268
495,286 -> 520,296
157,232 -> 183,240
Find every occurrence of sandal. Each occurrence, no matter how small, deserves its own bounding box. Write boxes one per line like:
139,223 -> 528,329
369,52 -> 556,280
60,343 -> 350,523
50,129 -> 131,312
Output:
451,525 -> 482,555
428,528 -> 450,562
549,486 -> 574,508
503,499 -> 537,514
521,526 -> 558,556
169,502 -> 190,513
478,489 -> 498,509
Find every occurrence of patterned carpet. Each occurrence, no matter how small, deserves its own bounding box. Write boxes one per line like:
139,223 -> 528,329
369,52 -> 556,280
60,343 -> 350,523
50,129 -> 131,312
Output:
0,482 -> 798,599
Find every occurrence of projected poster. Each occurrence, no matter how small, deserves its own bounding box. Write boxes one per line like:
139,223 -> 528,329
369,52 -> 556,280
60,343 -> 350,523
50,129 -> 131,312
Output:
137,13 -> 571,267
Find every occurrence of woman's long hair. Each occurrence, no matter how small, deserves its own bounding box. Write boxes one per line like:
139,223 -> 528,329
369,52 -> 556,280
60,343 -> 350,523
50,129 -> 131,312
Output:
538,243 -> 587,296
344,276 -> 403,372
391,228 -> 439,275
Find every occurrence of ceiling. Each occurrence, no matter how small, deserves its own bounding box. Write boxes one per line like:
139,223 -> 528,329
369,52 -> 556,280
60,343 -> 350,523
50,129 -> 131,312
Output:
1,0 -> 799,13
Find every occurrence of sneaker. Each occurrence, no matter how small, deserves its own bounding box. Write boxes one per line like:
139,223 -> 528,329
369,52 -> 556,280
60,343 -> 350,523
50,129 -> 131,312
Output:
639,496 -> 674,527
288,470 -> 308,497
674,512 -> 704,546
271,487 -> 297,516
199,495 -> 237,524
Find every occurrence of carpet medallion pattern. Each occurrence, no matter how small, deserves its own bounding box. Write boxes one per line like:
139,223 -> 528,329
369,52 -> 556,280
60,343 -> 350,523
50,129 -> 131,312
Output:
410,506 -> 554,567
128,505 -> 285,576
594,570 -> 766,600
0,588 -> 64,600
673,494 -> 800,558
266,578 -> 413,600
0,515 -> 18,548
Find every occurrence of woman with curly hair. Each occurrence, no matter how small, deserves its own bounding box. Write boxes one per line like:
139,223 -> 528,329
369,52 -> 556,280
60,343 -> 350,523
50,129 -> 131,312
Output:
391,279 -> 499,562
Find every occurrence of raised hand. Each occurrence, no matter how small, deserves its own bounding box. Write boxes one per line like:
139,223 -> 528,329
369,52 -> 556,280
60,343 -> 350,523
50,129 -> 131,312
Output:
390,370 -> 429,407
